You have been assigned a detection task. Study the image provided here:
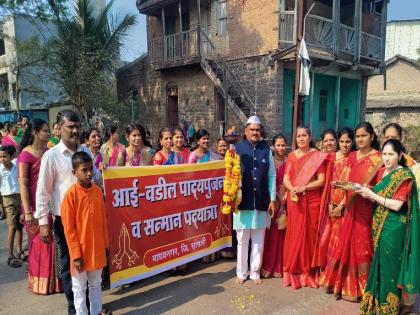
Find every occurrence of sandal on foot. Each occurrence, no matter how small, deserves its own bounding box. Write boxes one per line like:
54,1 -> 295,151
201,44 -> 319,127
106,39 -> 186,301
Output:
17,251 -> 28,262
7,256 -> 22,268
100,308 -> 112,315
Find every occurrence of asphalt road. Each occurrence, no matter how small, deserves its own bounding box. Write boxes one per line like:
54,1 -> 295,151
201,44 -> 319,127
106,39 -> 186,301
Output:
0,219 -> 418,315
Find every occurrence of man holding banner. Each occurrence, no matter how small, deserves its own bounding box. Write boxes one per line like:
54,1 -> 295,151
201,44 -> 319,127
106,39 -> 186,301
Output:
234,115 -> 277,285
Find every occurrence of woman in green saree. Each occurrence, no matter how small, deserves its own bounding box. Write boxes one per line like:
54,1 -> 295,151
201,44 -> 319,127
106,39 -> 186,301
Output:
356,139 -> 420,315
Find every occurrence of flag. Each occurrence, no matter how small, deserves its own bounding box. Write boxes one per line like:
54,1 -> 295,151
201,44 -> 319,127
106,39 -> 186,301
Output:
299,38 -> 311,96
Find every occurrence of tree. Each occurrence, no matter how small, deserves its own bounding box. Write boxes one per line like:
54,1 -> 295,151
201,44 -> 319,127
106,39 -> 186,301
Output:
0,0 -> 67,21
47,0 -> 137,127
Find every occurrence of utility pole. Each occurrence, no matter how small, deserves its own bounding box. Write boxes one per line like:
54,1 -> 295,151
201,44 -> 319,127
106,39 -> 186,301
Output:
291,0 -> 305,150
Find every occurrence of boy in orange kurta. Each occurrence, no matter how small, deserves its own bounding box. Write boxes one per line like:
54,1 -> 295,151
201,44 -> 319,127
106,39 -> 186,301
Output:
61,151 -> 109,315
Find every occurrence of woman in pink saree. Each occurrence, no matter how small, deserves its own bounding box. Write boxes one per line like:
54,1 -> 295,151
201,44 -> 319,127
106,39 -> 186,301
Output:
18,119 -> 60,295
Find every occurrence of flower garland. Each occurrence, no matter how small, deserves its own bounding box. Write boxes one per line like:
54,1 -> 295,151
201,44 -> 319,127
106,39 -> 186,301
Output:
222,149 -> 242,214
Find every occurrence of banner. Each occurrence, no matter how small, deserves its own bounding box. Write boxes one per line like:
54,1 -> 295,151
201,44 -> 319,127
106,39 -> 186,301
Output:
103,161 -> 232,288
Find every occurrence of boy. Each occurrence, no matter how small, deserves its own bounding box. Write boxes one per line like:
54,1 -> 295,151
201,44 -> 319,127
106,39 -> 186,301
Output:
0,145 -> 23,268
61,152 -> 109,315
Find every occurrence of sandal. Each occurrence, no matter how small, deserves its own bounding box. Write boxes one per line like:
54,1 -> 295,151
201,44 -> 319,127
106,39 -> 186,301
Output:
17,251 -> 28,262
7,256 -> 22,268
100,308 -> 112,315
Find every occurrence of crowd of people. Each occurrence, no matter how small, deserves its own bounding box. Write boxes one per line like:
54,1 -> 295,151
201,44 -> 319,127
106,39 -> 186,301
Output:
0,109 -> 419,315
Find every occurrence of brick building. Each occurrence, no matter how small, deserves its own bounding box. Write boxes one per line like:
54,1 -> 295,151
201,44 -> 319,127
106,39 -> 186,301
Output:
116,0 -> 388,141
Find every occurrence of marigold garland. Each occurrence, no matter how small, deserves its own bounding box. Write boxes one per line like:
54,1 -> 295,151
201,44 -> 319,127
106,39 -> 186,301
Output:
222,150 -> 242,215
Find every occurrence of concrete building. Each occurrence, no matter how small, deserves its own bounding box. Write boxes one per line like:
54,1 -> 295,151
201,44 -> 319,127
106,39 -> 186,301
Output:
385,19 -> 420,61
0,14 -> 62,122
116,0 -> 388,140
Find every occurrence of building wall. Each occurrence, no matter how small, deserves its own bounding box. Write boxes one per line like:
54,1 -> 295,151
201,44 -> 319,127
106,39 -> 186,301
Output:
367,58 -> 420,99
385,20 -> 420,60
0,15 -> 62,111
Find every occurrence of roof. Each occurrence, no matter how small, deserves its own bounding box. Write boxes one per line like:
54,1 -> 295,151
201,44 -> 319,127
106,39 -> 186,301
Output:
385,54 -> 419,69
366,93 -> 420,109
115,54 -> 148,74
387,18 -> 420,24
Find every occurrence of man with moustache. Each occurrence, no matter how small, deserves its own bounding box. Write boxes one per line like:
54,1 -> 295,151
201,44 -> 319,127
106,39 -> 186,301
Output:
35,110 -> 101,315
234,115 -> 276,285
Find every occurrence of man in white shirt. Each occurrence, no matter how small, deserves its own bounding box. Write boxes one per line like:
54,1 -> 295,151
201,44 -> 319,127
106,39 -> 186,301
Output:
35,110 -> 99,315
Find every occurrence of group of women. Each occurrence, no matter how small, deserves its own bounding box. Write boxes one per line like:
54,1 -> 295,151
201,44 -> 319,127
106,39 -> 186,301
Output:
16,119 -> 230,295
11,116 -> 420,314
262,121 -> 420,315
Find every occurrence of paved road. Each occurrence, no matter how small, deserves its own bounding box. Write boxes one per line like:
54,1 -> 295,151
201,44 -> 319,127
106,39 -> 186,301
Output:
0,220 -> 418,315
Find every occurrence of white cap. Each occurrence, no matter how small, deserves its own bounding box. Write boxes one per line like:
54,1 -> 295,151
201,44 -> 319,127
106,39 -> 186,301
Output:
246,115 -> 261,125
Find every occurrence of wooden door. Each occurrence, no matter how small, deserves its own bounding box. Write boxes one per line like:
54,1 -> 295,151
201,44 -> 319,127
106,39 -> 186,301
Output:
167,95 -> 179,129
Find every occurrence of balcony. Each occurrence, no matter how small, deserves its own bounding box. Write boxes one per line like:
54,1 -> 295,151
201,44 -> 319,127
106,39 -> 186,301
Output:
149,28 -> 214,70
278,0 -> 386,65
136,0 -> 178,16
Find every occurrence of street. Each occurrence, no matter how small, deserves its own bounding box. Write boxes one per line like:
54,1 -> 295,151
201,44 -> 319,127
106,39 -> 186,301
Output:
0,219 -> 418,315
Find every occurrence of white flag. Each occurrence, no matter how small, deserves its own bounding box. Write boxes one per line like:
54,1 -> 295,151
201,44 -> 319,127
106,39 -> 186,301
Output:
299,38 -> 311,96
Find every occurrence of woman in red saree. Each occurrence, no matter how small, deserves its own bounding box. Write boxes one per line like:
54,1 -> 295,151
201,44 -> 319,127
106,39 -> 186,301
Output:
2,122 -> 20,152
319,122 -> 383,301
313,128 -> 355,273
283,126 -> 328,289
18,119 -> 61,295
261,133 -> 287,278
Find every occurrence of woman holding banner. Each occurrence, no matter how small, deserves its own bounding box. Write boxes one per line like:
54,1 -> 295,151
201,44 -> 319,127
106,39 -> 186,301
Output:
282,126 -> 328,289
358,139 -> 420,315
172,127 -> 190,164
117,123 -> 152,167
319,122 -> 382,302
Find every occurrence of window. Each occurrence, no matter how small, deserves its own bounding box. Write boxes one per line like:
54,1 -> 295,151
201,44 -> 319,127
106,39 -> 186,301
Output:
319,89 -> 328,121
217,0 -> 228,35
0,39 -> 5,56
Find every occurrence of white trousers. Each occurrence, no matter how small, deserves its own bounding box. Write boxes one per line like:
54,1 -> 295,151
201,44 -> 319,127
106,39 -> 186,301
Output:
72,269 -> 103,315
236,229 -> 265,280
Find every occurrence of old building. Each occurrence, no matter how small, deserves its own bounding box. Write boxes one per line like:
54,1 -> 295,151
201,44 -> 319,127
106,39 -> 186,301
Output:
366,54 -> 420,140
118,0 -> 388,140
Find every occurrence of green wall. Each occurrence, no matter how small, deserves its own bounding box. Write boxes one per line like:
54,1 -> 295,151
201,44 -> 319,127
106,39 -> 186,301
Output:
282,70 -> 362,141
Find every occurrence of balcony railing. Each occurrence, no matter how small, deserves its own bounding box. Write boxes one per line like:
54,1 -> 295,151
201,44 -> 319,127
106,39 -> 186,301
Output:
305,15 -> 334,52
149,28 -> 200,68
279,13 -> 383,62
149,28 -> 213,69
360,32 -> 381,61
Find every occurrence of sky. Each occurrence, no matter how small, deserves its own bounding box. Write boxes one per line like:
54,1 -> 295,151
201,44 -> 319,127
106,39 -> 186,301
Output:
116,0 -> 420,62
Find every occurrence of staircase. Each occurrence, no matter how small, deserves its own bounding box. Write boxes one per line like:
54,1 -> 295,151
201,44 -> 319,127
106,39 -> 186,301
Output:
199,30 -> 255,124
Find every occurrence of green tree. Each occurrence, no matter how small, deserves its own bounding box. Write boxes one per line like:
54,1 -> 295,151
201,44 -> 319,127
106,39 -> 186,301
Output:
0,0 -> 67,20
47,0 -> 137,127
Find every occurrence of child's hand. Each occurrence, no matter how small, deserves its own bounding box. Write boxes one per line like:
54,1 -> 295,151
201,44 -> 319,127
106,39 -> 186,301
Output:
73,258 -> 83,272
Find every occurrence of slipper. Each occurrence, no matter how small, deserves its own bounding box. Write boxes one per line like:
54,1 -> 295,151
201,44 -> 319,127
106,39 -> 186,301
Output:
17,251 -> 28,262
236,278 -> 245,285
7,256 -> 22,268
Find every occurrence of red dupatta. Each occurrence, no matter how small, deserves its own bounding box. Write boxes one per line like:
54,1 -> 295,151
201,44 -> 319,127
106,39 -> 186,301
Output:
288,150 -> 329,186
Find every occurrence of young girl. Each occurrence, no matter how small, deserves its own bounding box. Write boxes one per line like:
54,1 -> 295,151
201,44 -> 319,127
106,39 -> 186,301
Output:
117,123 -> 153,167
172,127 -> 190,164
153,128 -> 176,165
188,129 -> 218,164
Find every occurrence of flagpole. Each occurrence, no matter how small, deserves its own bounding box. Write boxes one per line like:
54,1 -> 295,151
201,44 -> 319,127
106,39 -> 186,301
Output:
291,2 -> 316,151
291,0 -> 305,151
